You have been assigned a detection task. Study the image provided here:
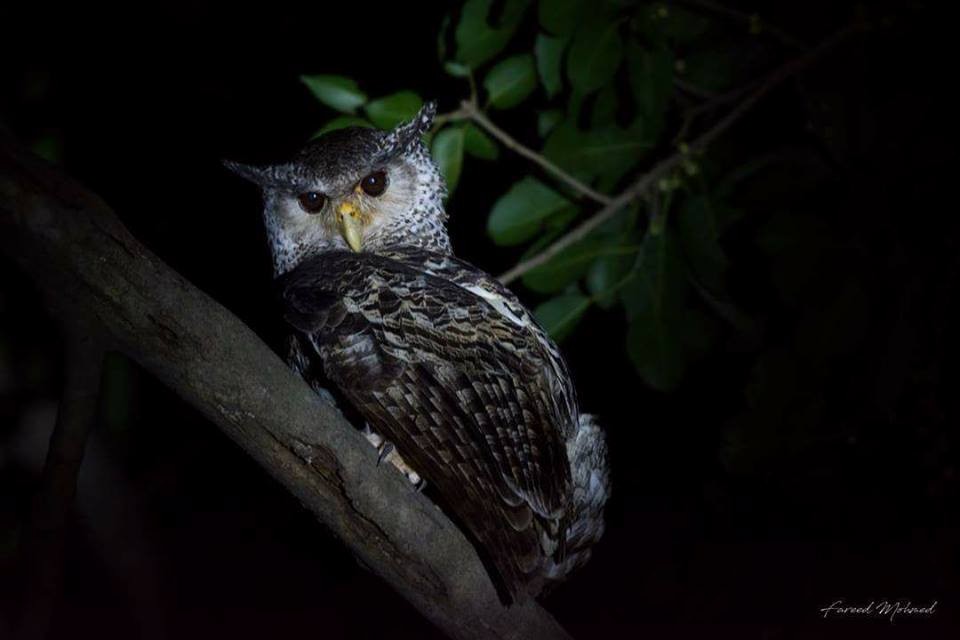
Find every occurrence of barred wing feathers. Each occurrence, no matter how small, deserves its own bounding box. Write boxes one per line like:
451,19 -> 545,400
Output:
278,248 -> 579,600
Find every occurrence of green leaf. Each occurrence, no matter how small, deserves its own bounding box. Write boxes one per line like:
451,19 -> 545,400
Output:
626,310 -> 685,391
521,235 -> 609,293
538,0 -> 586,36
455,0 -> 531,68
588,255 -> 630,308
676,195 -> 755,333
566,17 -> 623,94
444,61 -> 472,78
521,207 -> 580,254
487,177 -> 576,246
311,116 -> 373,138
567,88 -> 586,122
463,124 -> 499,160
541,121 -> 592,180
535,34 -> 566,98
432,126 -> 466,195
620,226 -> 686,319
543,121 -> 648,183
537,109 -> 564,137
300,75 -> 368,113
677,194 -> 728,294
596,201 -> 639,236
621,227 -> 689,390
591,84 -> 618,128
627,45 -> 673,144
534,294 -> 591,342
364,91 -> 423,129
586,238 -> 638,308
523,202 -> 637,299
484,54 -> 537,109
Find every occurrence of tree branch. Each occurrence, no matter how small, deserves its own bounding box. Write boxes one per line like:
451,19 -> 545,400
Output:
672,80 -> 752,144
497,23 -> 865,285
461,101 -> 614,206
0,135 -> 571,640
439,101 -> 614,207
18,331 -> 104,640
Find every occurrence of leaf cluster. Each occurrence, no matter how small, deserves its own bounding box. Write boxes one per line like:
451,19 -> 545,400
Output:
299,1 -> 800,392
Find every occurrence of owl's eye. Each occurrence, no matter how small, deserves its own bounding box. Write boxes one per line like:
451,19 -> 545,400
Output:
297,191 -> 327,213
360,171 -> 388,197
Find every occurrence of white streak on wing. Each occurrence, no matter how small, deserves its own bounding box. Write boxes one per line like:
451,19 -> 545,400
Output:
461,284 -> 527,328
340,332 -> 375,360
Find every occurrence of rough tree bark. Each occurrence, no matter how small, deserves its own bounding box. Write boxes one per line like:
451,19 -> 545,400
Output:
0,133 -> 572,640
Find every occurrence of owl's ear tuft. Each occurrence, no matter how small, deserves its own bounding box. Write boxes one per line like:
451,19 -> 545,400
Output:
223,159 -> 270,185
223,159 -> 295,189
413,100 -> 437,133
390,101 -> 437,149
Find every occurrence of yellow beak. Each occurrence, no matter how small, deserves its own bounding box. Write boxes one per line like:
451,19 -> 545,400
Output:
336,201 -> 363,253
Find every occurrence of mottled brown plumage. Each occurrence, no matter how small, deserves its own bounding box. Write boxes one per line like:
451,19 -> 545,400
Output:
279,247 -> 584,598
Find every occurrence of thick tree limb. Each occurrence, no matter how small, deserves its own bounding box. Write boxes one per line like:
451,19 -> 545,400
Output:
0,135 -> 571,640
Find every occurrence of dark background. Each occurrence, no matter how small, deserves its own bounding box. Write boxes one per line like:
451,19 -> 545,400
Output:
1,1 -> 957,638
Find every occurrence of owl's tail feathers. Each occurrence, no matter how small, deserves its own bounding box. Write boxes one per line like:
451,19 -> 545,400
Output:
544,413 -> 611,585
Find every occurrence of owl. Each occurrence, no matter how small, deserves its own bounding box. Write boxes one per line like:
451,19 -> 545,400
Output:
225,103 -> 610,602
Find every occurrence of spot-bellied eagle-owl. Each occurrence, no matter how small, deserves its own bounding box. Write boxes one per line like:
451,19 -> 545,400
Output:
225,103 -> 610,601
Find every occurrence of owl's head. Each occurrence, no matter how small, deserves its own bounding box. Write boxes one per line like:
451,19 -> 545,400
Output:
225,102 -> 448,275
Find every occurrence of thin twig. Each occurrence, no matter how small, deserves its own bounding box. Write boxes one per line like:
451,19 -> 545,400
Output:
452,101 -> 614,206
433,65 -> 612,205
673,80 -> 754,144
18,332 -> 104,640
498,23 -> 866,285
432,106 -> 470,131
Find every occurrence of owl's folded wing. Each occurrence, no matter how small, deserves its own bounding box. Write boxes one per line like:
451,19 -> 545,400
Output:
277,250 -> 577,599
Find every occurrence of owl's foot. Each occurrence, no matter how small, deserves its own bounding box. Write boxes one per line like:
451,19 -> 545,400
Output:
376,441 -> 395,466
361,424 -> 424,489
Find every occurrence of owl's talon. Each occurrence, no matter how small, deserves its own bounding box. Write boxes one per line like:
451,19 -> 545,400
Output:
377,441 -> 395,466
360,423 -> 423,487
